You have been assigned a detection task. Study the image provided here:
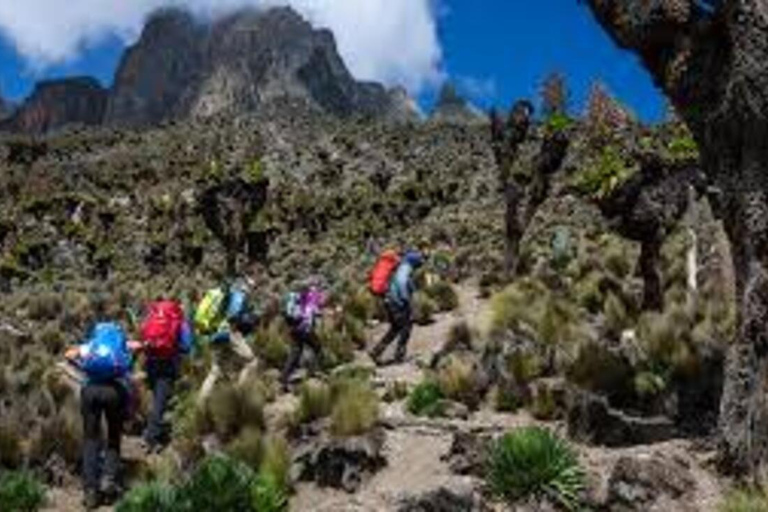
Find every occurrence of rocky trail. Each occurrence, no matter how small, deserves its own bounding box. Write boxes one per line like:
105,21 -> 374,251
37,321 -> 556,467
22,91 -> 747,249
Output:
42,285 -> 725,511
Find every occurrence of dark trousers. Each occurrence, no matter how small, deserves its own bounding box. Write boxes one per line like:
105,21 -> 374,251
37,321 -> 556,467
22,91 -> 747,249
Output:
281,328 -> 321,385
81,382 -> 126,493
371,302 -> 413,362
144,358 -> 177,447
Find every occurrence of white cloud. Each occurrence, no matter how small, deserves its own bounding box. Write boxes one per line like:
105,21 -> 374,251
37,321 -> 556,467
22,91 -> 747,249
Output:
456,76 -> 497,102
0,0 -> 444,93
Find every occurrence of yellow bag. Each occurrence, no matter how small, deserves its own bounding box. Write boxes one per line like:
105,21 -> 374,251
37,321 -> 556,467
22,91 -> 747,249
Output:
194,288 -> 226,335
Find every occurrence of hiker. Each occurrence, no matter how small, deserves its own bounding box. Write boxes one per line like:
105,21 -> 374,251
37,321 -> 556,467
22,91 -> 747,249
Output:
195,279 -> 260,405
280,282 -> 327,389
369,250 -> 424,365
64,321 -> 137,509
135,298 -> 193,453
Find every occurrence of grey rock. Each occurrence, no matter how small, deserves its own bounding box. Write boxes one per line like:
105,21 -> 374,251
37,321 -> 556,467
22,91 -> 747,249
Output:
398,480 -> 488,512
567,390 -> 676,447
604,453 -> 695,511
293,427 -> 386,493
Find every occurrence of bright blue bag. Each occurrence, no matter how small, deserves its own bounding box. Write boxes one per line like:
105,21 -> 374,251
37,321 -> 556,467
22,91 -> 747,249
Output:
80,322 -> 131,382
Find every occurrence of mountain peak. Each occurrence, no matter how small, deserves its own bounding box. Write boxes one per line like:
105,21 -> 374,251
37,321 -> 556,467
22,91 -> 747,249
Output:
431,82 -> 487,125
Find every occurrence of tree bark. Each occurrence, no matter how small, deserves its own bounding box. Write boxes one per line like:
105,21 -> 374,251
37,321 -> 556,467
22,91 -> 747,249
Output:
584,0 -> 768,474
639,237 -> 663,312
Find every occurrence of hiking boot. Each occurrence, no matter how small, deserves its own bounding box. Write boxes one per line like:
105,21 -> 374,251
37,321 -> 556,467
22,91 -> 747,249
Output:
83,490 -> 100,510
393,350 -> 407,365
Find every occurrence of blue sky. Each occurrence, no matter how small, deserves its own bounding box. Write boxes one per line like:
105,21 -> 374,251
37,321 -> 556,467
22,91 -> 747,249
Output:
0,0 -> 666,121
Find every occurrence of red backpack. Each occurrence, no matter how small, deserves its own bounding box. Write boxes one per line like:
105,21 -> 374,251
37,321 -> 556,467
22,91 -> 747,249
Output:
369,250 -> 401,296
140,301 -> 184,359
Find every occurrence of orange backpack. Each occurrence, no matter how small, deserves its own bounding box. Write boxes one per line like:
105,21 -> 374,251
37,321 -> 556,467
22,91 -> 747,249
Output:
369,250 -> 401,296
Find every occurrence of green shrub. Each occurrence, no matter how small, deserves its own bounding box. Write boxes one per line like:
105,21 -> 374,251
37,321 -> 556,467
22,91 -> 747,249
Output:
436,355 -> 480,409
330,378 -> 380,437
603,292 -> 629,338
115,482 -> 178,512
425,280 -> 459,312
206,382 -> 265,441
487,427 -> 585,510
413,291 -> 438,325
407,380 -> 446,417
0,470 -> 46,512
259,435 -> 291,492
718,486 -> 768,512
227,427 -> 264,470
344,287 -> 376,322
251,472 -> 288,512
298,379 -> 333,423
573,144 -> 635,200
255,320 -> 291,369
0,422 -> 23,468
179,455 -> 255,511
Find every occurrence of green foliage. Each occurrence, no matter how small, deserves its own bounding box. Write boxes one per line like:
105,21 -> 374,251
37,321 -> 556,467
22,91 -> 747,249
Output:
574,145 -> 635,199
116,482 -> 179,512
179,455 -> 255,511
436,355 -> 480,408
227,427 -> 264,470
487,427 -> 585,510
251,473 -> 288,512
0,470 -> 46,512
603,292 -> 629,338
718,486 -> 768,512
667,134 -> 699,161
330,377 -> 380,437
298,379 -> 333,423
259,435 -> 291,493
205,381 -> 265,441
0,422 -> 23,468
633,371 -> 667,399
413,291 -> 438,325
407,380 -> 446,417
425,280 -> 460,312
545,113 -> 574,135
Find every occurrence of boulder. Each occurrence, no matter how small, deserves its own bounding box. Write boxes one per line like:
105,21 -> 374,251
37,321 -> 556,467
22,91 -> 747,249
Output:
604,453 -> 695,511
441,431 -> 491,477
397,480 -> 489,512
567,390 -> 676,447
293,427 -> 386,493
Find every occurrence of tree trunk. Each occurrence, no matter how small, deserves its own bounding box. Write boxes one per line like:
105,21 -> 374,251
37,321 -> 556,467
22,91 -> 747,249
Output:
639,237 -> 663,312
584,0 -> 768,476
504,182 -> 523,278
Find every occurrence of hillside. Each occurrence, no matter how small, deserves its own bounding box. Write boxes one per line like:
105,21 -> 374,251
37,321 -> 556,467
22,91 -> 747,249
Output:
0,5 -> 749,512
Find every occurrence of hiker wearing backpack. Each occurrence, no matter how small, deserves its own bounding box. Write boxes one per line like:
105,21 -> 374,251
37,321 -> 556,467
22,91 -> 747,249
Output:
195,279 -> 260,404
135,299 -> 193,454
280,282 -> 327,389
369,250 -> 425,365
64,321 -> 136,509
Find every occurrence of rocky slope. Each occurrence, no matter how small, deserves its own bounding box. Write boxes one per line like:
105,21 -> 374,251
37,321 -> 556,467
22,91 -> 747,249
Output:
0,77 -> 107,133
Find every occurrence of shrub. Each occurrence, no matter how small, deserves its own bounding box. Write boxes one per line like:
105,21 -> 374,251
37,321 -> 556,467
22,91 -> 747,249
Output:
487,427 -> 585,510
718,486 -> 768,512
179,455 -> 255,511
603,292 -> 629,338
298,379 -> 333,423
330,378 -> 379,437
0,470 -> 46,512
251,472 -> 288,512
425,280 -> 459,312
115,482 -> 178,512
227,427 -> 264,470
344,287 -> 376,323
206,382 -> 265,441
407,380 -> 446,417
317,321 -> 356,369
0,421 -> 23,468
436,355 -> 480,409
446,321 -> 473,351
573,145 -> 635,200
259,435 -> 291,492
413,291 -> 438,325
255,320 -> 291,369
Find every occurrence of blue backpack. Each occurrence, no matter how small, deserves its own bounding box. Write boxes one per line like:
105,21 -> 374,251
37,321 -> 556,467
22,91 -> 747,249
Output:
226,288 -> 248,320
80,323 -> 131,382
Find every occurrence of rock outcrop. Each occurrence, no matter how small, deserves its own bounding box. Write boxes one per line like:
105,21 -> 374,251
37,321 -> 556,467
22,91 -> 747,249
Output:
1,77 -> 107,133
106,7 -> 417,126
430,84 -> 486,125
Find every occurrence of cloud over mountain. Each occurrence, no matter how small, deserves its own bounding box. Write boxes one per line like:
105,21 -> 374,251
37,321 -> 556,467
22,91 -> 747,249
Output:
0,0 -> 443,93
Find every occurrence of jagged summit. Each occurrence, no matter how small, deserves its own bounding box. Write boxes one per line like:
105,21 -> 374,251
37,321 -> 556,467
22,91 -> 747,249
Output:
430,83 -> 487,125
1,6 -> 419,133
0,77 -> 108,134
